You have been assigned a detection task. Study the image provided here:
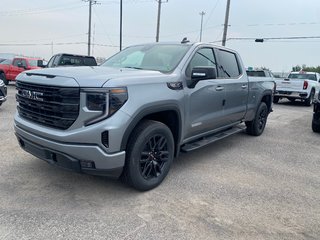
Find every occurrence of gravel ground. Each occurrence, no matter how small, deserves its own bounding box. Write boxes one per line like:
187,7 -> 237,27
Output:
0,84 -> 319,240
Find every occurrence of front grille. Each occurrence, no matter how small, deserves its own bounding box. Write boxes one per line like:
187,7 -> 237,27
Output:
16,81 -> 80,130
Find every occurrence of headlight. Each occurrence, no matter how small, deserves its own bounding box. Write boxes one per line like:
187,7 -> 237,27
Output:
82,87 -> 128,126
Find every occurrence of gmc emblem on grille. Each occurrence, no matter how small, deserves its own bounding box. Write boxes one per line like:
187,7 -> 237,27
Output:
21,90 -> 44,101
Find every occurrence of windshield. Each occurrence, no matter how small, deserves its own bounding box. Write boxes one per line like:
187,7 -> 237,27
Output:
102,44 -> 191,73
288,73 -> 317,81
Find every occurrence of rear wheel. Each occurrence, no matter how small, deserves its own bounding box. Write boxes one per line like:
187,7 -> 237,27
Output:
0,73 -> 8,85
246,102 -> 268,136
122,120 -> 174,191
304,90 -> 315,106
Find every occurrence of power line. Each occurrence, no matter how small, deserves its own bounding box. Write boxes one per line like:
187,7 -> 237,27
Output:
227,36 -> 320,41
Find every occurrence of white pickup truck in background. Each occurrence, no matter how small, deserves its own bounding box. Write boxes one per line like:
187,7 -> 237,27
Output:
274,71 -> 320,106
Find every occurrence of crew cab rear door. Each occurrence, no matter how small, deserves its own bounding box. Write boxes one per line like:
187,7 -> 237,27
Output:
183,47 -> 226,139
215,49 -> 248,124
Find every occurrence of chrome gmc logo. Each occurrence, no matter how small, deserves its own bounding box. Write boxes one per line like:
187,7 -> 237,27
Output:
21,90 -> 44,101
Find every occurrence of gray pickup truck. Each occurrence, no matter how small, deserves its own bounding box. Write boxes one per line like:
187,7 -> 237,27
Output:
14,42 -> 274,190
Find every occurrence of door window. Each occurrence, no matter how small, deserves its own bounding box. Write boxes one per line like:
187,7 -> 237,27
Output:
186,48 -> 217,77
218,50 -> 241,78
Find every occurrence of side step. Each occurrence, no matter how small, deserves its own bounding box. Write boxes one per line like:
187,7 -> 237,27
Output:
181,126 -> 246,152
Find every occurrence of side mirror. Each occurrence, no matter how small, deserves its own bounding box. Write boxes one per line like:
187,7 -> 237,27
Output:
189,66 -> 217,88
37,60 -> 46,68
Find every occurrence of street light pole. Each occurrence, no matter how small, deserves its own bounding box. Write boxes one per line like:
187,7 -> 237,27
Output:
199,11 -> 205,42
120,0 -> 123,50
222,0 -> 231,46
156,0 -> 168,42
88,0 -> 92,55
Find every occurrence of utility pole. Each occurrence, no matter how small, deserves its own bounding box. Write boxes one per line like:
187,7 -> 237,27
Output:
120,0 -> 123,50
156,0 -> 168,42
84,0 -> 98,56
199,11 -> 205,42
222,0 -> 231,46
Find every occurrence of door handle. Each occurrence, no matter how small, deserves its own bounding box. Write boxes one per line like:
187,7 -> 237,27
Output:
241,84 -> 247,89
215,86 -> 224,91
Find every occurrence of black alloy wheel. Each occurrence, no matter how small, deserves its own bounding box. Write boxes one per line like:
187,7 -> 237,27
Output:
122,120 -> 174,191
246,102 -> 268,136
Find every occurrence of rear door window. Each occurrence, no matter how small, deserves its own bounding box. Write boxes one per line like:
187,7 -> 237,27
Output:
217,50 -> 241,78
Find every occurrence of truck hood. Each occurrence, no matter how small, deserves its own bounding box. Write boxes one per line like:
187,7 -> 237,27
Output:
20,66 -> 166,88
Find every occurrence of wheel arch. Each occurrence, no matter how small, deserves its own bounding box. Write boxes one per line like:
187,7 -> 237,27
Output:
120,104 -> 182,157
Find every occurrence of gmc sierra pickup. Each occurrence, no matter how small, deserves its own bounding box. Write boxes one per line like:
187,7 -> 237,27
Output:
274,71 -> 320,106
14,42 -> 274,191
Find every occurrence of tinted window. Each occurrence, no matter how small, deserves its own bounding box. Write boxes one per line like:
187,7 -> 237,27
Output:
246,71 -> 266,77
218,50 -> 240,78
288,73 -> 317,81
186,48 -> 216,77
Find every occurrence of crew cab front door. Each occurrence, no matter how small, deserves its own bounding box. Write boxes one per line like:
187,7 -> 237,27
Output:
184,47 -> 226,140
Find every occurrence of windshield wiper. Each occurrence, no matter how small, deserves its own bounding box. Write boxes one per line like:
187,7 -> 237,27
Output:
123,66 -> 143,70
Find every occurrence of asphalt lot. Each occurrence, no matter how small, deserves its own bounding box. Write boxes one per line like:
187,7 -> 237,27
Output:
0,84 -> 319,240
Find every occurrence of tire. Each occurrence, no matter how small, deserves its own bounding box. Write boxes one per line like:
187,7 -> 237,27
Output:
0,73 -> 8,85
312,113 -> 320,133
312,120 -> 320,133
273,96 -> 279,103
304,90 -> 314,106
246,102 -> 268,136
121,120 -> 174,191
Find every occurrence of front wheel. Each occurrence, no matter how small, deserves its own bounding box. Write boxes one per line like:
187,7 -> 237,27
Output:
312,113 -> 320,133
122,120 -> 174,191
246,102 -> 269,136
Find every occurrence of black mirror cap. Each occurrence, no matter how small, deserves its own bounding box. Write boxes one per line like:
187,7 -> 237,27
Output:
189,66 -> 217,88
191,66 -> 216,80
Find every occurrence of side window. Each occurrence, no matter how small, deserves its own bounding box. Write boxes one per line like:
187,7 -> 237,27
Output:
21,60 -> 27,68
218,50 -> 241,78
186,48 -> 217,77
12,59 -> 20,67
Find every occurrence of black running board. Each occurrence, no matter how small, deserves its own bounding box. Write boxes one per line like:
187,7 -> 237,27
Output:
181,126 -> 246,152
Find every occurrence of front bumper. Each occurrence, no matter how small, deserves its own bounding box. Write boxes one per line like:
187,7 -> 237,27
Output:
15,123 -> 126,178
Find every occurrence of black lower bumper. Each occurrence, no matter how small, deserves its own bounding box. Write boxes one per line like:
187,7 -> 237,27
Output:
16,134 -> 123,178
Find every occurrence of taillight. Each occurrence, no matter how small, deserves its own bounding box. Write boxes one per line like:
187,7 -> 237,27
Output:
303,80 -> 308,90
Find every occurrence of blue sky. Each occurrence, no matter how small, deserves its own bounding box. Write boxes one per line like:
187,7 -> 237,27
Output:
1,0 -> 320,72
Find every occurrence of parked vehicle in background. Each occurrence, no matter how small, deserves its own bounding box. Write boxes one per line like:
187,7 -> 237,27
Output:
46,53 -> 97,68
0,80 -> 7,106
274,71 -> 320,106
246,69 -> 275,78
14,42 -> 274,191
312,94 -> 320,132
0,57 -> 44,85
